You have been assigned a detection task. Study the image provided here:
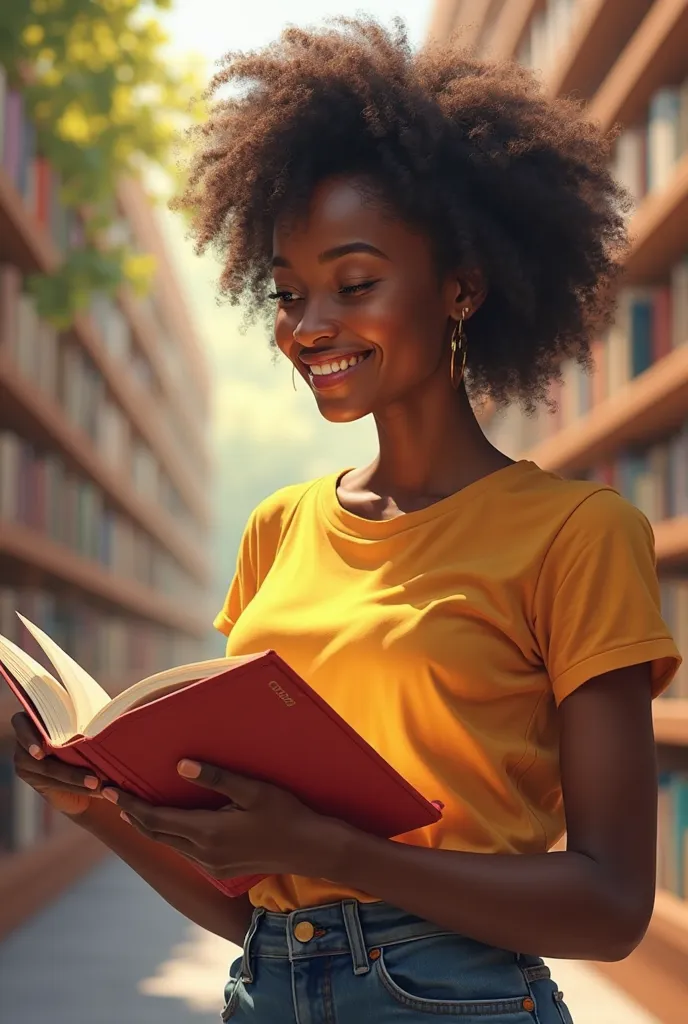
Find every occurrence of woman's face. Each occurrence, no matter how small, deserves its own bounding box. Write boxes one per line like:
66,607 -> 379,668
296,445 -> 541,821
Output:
271,175 -> 459,423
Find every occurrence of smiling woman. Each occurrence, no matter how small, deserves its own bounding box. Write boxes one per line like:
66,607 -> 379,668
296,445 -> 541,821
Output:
11,14 -> 683,1024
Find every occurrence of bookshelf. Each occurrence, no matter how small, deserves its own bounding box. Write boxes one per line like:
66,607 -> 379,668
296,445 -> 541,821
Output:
655,699 -> 688,745
428,1 -> 688,1017
0,69 -> 213,936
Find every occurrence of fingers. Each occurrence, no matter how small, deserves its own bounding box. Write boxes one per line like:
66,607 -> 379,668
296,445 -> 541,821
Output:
11,712 -> 45,759
14,745 -> 101,792
118,813 -> 198,858
102,788 -> 211,838
177,759 -> 260,808
18,771 -> 103,798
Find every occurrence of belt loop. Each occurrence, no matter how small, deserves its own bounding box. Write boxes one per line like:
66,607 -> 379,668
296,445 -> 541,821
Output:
239,907 -> 265,984
341,900 -> 370,976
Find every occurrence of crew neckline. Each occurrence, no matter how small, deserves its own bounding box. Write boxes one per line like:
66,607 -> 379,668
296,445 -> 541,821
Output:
319,459 -> 539,538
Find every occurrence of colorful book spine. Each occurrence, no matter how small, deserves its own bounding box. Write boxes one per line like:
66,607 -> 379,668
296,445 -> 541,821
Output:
0,585 -> 203,688
657,774 -> 688,901
647,88 -> 681,194
659,580 -> 688,699
0,429 -> 196,601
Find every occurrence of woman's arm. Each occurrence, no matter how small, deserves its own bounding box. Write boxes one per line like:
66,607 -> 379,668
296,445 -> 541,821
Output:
77,799 -> 254,945
11,713 -> 253,945
319,664 -> 657,962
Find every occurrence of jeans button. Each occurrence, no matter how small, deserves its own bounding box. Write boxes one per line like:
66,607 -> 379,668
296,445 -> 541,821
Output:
294,921 -> 315,943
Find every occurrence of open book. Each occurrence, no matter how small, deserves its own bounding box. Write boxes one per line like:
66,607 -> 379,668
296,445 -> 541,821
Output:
1,614 -> 442,899
0,613 -> 247,744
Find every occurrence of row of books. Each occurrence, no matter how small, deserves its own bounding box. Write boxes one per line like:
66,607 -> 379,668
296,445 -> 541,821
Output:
0,430 -> 199,601
0,65 -> 83,253
658,578 -> 688,700
0,264 -> 199,530
486,258 -> 688,455
90,286 -> 204,481
584,419 -> 688,523
613,82 -> 688,208
0,742 -> 61,854
658,773 -> 688,901
0,586 -> 207,684
516,0 -> 580,78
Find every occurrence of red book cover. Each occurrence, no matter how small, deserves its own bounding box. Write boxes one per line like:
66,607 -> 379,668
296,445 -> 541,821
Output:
1,650 -> 442,898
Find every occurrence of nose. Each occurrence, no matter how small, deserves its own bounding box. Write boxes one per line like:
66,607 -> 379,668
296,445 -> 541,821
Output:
292,297 -> 337,348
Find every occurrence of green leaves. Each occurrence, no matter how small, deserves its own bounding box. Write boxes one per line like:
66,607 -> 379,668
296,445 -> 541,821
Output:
1,1 -> 202,323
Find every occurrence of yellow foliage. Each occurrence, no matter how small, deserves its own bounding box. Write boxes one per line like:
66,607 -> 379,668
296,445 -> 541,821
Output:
22,24 -> 45,46
123,252 -> 157,292
56,103 -> 92,144
91,21 -> 120,64
111,85 -> 133,125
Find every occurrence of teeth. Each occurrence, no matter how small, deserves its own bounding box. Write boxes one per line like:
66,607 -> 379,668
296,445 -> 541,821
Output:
310,353 -> 367,376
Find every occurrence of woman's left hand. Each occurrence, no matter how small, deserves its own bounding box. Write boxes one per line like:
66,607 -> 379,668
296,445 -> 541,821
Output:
101,759 -> 344,879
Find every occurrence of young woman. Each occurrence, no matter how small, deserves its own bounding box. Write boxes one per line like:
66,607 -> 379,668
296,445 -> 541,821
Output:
13,18 -> 681,1024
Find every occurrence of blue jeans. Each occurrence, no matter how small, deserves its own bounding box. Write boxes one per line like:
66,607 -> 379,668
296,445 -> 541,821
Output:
222,899 -> 574,1022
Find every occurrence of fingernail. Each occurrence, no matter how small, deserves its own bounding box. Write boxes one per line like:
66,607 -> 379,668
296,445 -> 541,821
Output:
29,745 -> 44,760
120,811 -> 131,824
102,788 -> 119,804
178,759 -> 201,779
84,776 -> 100,790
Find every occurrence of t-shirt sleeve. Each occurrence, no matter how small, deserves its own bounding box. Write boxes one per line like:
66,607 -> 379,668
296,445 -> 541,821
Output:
213,511 -> 259,638
532,488 -> 682,706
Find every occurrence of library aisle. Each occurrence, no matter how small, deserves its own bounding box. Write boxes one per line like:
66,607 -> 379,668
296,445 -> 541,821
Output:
0,857 -> 663,1024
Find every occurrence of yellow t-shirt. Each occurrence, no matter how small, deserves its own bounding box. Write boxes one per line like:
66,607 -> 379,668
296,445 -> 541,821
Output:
214,460 -> 681,912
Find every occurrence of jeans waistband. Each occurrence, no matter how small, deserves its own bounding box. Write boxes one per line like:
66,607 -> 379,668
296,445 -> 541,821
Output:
240,900 -> 456,979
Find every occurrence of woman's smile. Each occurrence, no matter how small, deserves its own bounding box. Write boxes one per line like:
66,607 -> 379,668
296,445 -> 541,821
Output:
300,349 -> 374,390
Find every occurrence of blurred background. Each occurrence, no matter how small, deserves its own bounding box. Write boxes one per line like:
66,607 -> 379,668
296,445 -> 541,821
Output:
0,1 -> 686,1021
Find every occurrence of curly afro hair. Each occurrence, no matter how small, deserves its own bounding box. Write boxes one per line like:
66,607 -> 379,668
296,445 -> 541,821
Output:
172,16 -> 630,408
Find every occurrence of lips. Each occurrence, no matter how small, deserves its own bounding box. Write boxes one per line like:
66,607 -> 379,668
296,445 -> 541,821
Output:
299,349 -> 373,371
301,349 -> 373,390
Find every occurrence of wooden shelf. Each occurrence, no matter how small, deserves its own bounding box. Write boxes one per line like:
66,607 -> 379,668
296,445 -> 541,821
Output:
0,823 -> 107,942
0,356 -> 209,584
594,888 -> 688,1024
116,177 -> 211,407
654,700 -> 688,746
654,516 -> 688,565
0,519 -> 209,637
0,166 -> 210,528
589,0 -> 688,132
625,151 -> 688,285
117,288 -> 210,474
524,343 -> 688,474
548,0 -> 654,101
72,308 -> 210,527
651,888 -> 688,960
485,0 -> 542,60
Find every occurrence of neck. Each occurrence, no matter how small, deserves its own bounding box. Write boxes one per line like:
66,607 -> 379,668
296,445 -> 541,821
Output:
366,382 -> 511,499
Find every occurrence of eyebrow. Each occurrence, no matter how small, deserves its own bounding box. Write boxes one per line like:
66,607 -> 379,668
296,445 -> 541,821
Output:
271,242 -> 390,269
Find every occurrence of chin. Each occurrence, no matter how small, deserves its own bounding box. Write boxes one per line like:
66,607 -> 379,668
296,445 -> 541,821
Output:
313,397 -> 373,424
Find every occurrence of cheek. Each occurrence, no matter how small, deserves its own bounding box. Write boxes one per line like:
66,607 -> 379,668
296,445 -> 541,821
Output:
273,311 -> 294,355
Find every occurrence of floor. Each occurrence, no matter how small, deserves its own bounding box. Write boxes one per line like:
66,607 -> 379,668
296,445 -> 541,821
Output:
0,858 -> 662,1023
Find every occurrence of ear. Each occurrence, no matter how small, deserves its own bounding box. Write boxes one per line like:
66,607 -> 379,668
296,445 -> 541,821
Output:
449,269 -> 487,322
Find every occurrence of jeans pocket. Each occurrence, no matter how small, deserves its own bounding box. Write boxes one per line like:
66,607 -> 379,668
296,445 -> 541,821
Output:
220,956 -> 244,1021
373,936 -> 538,1019
553,989 -> 575,1024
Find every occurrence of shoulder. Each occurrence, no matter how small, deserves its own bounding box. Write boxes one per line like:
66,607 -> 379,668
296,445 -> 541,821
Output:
247,474 -> 327,539
522,464 -> 653,548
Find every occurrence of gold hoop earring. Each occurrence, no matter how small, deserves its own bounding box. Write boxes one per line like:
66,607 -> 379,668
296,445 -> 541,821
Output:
450,308 -> 469,390
292,364 -> 297,391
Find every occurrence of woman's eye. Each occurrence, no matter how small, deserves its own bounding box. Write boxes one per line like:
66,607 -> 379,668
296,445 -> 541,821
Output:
267,290 -> 301,304
339,281 -> 377,295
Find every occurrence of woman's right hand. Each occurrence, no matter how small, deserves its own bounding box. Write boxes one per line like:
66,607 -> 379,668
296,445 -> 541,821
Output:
12,712 -> 102,817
